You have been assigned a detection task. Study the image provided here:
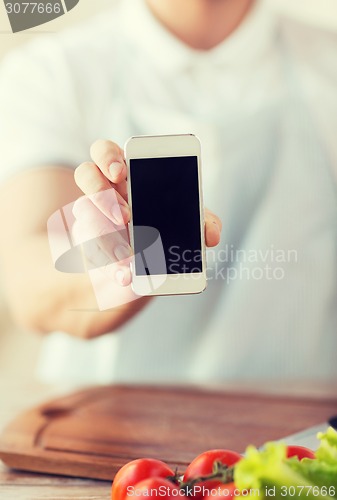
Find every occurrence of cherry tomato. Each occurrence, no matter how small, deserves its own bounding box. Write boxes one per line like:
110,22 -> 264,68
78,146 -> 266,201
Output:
112,459 -> 175,500
183,450 -> 242,499
286,445 -> 316,460
184,449 -> 242,481
128,477 -> 183,500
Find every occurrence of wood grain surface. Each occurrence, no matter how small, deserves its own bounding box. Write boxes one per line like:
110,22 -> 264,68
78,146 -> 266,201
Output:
0,381 -> 336,500
1,384 -> 337,482
0,382 -> 111,499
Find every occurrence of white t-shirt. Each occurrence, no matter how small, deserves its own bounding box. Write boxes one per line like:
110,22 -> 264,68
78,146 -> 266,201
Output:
0,0 -> 336,385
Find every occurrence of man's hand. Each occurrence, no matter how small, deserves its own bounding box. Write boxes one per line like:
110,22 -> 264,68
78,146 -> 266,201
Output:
0,139 -> 222,339
74,139 -> 222,287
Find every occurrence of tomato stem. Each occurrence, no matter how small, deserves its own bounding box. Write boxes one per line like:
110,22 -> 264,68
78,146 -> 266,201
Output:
178,461 -> 235,494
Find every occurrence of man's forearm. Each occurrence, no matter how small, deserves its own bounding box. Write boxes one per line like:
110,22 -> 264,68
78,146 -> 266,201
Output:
0,167 -> 151,339
1,233 -> 150,339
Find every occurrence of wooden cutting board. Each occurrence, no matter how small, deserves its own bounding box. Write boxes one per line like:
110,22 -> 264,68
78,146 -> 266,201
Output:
0,385 -> 336,481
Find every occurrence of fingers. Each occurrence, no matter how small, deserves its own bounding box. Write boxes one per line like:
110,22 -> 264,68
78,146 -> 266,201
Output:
205,208 -> 222,247
73,195 -> 131,249
74,161 -> 110,193
115,265 -> 132,287
74,164 -> 130,226
75,137 -> 128,210
90,139 -> 127,185
73,139 -> 132,289
72,196 -> 132,287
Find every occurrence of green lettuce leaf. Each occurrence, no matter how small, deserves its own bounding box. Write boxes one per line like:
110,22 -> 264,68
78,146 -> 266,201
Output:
287,457 -> 337,496
316,427 -> 337,466
234,442 -> 335,500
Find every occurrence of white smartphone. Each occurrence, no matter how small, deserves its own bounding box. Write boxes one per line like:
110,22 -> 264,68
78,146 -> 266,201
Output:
125,134 -> 207,296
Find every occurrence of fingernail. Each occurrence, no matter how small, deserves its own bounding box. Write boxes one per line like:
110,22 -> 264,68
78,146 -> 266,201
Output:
115,269 -> 125,285
114,244 -> 131,261
111,204 -> 129,225
109,162 -> 123,180
111,204 -> 123,224
120,205 -> 130,221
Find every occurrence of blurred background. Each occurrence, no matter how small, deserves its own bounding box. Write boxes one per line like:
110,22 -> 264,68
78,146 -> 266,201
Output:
0,0 -> 336,384
0,0 -> 337,58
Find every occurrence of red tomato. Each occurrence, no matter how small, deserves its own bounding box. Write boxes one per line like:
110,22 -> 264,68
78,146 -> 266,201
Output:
286,445 -> 316,460
183,450 -> 242,499
112,459 -> 175,500
184,449 -> 242,481
128,477 -> 183,500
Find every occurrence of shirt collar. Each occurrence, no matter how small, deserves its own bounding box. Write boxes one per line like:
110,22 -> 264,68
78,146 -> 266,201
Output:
120,0 -> 278,74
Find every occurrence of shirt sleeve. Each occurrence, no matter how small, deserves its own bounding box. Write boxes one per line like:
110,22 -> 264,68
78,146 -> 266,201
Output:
0,36 -> 88,184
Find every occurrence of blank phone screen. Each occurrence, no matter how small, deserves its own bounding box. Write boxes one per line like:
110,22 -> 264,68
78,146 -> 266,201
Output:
130,156 -> 202,276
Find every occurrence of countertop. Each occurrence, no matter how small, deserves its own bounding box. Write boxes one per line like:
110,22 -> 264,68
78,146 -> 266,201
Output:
0,380 -> 336,500
0,381 -> 111,499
